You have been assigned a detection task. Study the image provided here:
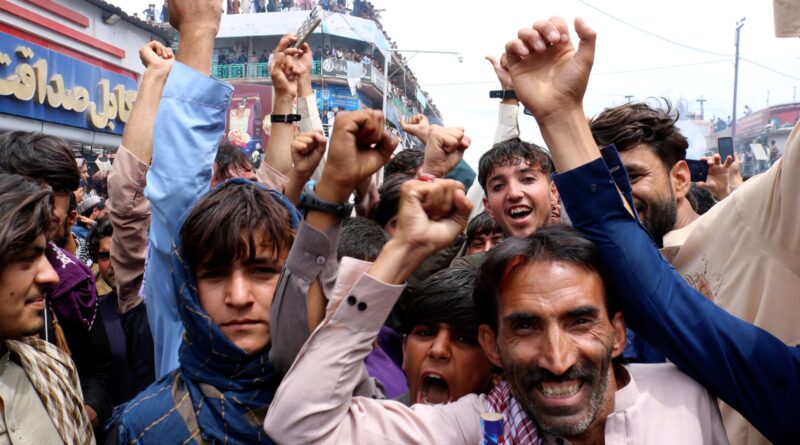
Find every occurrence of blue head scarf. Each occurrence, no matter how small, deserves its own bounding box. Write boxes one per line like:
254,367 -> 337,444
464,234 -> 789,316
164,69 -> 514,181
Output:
173,179 -> 301,444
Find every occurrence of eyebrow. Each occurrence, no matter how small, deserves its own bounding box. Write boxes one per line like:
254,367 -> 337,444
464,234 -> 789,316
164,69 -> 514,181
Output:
243,256 -> 284,267
503,312 -> 542,325
564,306 -> 600,319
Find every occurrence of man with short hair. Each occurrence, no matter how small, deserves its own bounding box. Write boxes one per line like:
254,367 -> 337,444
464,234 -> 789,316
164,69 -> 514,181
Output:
0,173 -> 94,445
87,218 -> 115,298
264,198 -> 727,445
503,13 -> 800,444
589,101 -> 696,248
396,265 -> 494,406
464,211 -> 504,255
477,138 -> 561,238
0,131 -> 113,434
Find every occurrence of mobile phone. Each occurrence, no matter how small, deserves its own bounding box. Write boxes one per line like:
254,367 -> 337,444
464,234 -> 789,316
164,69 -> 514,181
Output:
717,137 -> 734,162
686,159 -> 709,182
292,6 -> 323,48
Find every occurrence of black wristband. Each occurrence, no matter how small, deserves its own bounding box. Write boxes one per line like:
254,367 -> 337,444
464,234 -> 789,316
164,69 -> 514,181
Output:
489,90 -> 517,100
298,181 -> 353,219
271,114 -> 302,123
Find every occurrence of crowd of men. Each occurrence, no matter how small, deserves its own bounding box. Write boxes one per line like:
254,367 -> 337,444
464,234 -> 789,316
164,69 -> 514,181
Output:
0,0 -> 797,444
225,0 -> 379,20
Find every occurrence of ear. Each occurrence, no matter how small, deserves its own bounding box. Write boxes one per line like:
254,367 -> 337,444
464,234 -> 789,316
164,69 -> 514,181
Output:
670,160 -> 692,201
482,196 -> 494,220
478,324 -> 503,369
548,180 -> 561,218
609,311 -> 627,359
67,210 -> 78,225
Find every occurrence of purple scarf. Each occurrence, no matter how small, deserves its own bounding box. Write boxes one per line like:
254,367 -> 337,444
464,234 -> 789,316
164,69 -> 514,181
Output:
45,242 -> 98,331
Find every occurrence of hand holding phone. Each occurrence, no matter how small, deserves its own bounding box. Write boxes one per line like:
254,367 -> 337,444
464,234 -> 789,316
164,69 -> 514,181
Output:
717,137 -> 734,163
686,159 -> 710,183
292,6 -> 323,49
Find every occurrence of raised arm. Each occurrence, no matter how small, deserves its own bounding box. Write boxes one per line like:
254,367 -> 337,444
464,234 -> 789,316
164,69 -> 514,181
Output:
486,54 -> 521,144
261,35 -> 307,178
265,145 -> 478,443
506,16 -> 800,443
143,0 -> 231,377
107,42 -> 173,314
269,109 -> 396,374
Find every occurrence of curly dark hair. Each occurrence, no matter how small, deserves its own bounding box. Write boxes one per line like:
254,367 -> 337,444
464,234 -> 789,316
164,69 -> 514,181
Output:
590,99 -> 688,171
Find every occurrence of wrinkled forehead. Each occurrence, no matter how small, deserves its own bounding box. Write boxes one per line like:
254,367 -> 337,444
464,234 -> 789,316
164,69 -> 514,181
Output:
498,260 -> 607,316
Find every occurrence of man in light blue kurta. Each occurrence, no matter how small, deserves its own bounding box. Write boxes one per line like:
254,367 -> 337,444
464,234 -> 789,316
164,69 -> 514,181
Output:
143,61 -> 233,377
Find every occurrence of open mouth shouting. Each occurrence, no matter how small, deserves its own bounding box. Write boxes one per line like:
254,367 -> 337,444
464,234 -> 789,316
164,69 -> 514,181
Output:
416,372 -> 451,405
507,205 -> 533,220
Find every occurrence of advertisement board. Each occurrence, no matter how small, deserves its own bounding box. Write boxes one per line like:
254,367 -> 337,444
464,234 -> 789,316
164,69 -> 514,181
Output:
0,33 -> 137,135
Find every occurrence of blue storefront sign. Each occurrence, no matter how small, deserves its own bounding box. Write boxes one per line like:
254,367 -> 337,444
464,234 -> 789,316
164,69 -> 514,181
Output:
0,33 -> 137,135
315,85 -> 375,112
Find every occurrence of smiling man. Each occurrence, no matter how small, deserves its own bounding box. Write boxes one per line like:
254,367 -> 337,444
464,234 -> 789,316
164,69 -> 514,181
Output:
478,139 -> 560,238
264,189 -> 727,444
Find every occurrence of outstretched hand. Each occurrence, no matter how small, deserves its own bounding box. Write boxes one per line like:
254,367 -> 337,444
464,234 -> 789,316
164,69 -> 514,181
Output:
420,126 -> 471,178
319,110 -> 398,202
697,153 -> 733,201
271,34 -> 309,98
505,17 -> 596,125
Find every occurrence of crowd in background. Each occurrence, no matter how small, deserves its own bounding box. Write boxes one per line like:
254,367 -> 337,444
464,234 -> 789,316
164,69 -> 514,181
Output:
0,1 -> 797,445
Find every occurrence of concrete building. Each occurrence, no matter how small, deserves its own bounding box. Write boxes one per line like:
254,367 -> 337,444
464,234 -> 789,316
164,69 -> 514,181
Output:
0,0 -> 171,152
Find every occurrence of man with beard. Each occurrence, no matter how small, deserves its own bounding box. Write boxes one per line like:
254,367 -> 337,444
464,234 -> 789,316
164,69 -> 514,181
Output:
264,184 -> 727,443
503,13 -> 800,445
588,101 -> 694,249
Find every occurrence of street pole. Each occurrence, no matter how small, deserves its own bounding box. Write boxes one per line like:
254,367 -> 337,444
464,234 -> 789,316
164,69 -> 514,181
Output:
731,17 -> 745,146
697,96 -> 706,120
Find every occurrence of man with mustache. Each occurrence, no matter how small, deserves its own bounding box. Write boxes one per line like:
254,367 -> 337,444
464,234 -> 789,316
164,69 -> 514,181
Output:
264,186 -> 727,443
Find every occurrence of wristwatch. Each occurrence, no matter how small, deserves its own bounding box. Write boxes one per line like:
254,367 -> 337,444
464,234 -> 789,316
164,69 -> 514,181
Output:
271,114 -> 302,123
489,90 -> 517,100
299,181 -> 353,219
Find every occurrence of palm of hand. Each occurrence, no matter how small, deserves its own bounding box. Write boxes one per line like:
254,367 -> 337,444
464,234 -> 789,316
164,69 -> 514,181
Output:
509,45 -> 588,121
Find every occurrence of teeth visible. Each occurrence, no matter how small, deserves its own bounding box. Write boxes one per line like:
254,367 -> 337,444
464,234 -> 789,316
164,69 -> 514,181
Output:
509,207 -> 531,215
539,382 -> 581,397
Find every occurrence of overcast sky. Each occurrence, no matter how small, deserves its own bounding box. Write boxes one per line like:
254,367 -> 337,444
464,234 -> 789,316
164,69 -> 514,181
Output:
115,0 -> 798,167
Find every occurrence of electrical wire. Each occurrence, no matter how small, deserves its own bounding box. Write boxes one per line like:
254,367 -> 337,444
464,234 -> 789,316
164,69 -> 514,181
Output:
578,0 -> 800,82
419,59 -> 732,87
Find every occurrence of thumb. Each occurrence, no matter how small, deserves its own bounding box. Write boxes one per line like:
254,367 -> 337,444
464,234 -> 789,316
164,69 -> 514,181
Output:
574,17 -> 596,69
486,55 -> 500,68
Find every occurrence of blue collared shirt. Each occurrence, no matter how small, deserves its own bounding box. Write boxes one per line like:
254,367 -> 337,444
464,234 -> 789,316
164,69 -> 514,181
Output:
143,62 -> 233,377
552,147 -> 800,444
